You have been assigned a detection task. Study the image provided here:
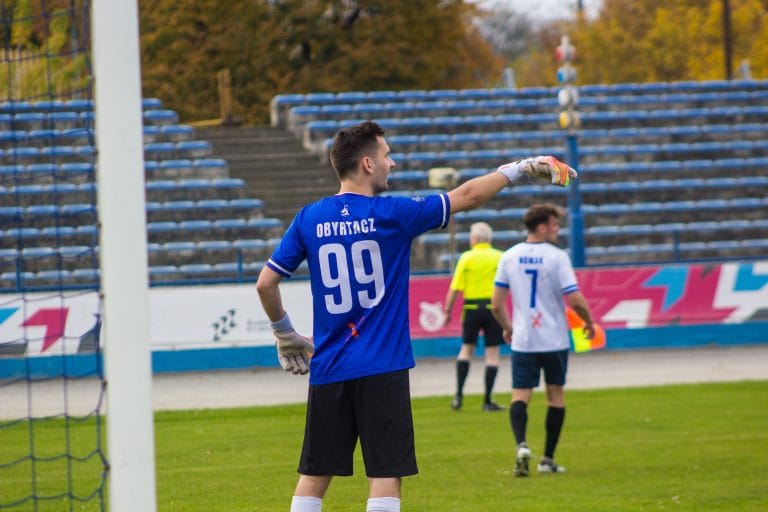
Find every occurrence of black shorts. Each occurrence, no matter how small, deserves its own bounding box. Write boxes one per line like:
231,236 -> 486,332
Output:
462,299 -> 503,347
511,349 -> 569,389
298,369 -> 418,478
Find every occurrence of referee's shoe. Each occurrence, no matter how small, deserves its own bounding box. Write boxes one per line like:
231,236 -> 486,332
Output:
482,401 -> 504,411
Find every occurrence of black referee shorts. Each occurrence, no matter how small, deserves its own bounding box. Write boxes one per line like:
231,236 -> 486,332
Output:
462,299 -> 503,347
298,369 -> 418,478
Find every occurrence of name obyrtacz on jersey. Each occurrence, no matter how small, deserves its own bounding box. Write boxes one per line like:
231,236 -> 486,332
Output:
316,218 -> 377,238
519,256 -> 543,264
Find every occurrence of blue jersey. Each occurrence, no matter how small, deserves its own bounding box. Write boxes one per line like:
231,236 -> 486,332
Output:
267,192 -> 450,384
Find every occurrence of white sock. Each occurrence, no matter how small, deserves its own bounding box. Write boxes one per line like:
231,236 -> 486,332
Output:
366,497 -> 400,512
290,495 -> 322,512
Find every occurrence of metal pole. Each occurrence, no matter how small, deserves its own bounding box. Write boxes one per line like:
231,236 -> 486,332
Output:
92,0 -> 157,510
723,0 -> 733,80
566,133 -> 586,267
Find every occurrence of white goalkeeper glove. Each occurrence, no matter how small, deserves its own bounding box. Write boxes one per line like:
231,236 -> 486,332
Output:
271,313 -> 314,375
496,156 -> 576,187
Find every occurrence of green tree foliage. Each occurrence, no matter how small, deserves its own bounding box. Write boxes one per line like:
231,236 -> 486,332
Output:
0,0 -> 89,101
138,0 -> 504,124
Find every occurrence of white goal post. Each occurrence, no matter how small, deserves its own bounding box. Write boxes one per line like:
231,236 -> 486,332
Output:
92,1 -> 157,511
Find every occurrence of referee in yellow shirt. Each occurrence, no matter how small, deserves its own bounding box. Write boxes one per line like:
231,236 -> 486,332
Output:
442,222 -> 505,411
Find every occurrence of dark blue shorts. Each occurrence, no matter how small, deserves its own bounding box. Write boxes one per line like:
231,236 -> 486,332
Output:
511,349 -> 569,389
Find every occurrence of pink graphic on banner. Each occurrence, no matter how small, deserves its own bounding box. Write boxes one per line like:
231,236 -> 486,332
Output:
21,308 -> 69,352
407,263 -> 745,336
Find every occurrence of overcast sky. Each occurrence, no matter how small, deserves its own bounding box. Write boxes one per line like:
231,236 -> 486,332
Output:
475,0 -> 604,23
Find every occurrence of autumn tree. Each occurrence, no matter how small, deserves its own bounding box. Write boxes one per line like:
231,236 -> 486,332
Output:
496,0 -> 768,87
569,0 -> 768,85
138,0 -> 504,124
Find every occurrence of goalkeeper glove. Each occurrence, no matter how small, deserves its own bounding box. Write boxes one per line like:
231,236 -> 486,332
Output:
496,156 -> 576,187
271,313 -> 314,375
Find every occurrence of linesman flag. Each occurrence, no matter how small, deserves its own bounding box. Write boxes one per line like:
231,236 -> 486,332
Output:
566,306 -> 606,353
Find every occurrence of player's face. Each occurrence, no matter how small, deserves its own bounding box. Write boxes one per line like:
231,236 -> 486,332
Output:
542,216 -> 561,243
371,136 -> 395,194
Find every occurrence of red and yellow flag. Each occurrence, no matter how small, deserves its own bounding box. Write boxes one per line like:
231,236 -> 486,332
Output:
566,306 -> 606,353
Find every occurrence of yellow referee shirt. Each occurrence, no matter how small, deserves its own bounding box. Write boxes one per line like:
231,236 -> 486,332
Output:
448,242 -> 502,300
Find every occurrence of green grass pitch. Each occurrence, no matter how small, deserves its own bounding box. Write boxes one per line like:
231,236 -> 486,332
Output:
2,381 -> 766,511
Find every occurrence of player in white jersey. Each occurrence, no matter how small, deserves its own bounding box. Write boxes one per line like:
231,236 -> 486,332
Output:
491,203 -> 595,477
257,121 -> 576,512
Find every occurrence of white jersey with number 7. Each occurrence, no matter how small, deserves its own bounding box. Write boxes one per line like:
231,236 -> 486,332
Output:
494,241 -> 579,352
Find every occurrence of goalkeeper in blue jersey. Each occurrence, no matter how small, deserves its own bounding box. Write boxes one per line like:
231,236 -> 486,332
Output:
256,120 -> 575,512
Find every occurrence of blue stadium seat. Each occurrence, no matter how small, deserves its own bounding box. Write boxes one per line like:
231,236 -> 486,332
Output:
211,178 -> 244,190
160,124 -> 193,141
4,227 -> 40,239
197,240 -> 231,251
397,90 -> 428,101
163,241 -> 196,253
193,158 -> 228,176
3,146 -> 40,161
441,150 -> 471,167
232,239 -> 268,252
245,218 -> 282,229
228,198 -> 264,211
179,220 -> 212,232
142,98 -> 163,109
195,199 -> 228,211
741,238 -> 768,249
452,133 -> 484,149
147,221 -> 178,233
160,159 -> 194,176
271,94 -> 305,108
145,142 -> 175,158
176,140 -> 211,157
336,91 -> 368,103
143,109 -> 178,125
389,135 -> 419,148
389,170 -> 426,183
149,265 -> 180,278
420,134 -> 452,149
157,200 -> 196,213
213,218 -> 247,230
305,93 -> 336,104
320,105 -> 354,119
407,152 -> 439,168
33,269 -> 73,282
367,91 -> 398,102
427,89 -> 459,101
147,180 -> 176,192
179,263 -> 214,275
352,103 -> 387,117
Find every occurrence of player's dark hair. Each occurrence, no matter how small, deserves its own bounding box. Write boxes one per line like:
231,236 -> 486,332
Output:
523,203 -> 565,232
330,120 -> 385,180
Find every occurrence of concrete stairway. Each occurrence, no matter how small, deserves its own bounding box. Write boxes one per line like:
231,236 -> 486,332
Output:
197,126 -> 338,225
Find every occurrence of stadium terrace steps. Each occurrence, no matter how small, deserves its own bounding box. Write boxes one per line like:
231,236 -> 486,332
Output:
198,125 -> 338,224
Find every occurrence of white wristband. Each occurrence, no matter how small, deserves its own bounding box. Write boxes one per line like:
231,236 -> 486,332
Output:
496,159 -> 527,183
270,312 -> 294,333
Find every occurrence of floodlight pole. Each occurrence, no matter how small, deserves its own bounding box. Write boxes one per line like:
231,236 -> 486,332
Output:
556,35 -> 586,267
565,133 -> 585,267
92,1 -> 157,511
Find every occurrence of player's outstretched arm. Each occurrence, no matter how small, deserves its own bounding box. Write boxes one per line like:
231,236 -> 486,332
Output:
257,266 -> 314,375
447,156 -> 576,214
